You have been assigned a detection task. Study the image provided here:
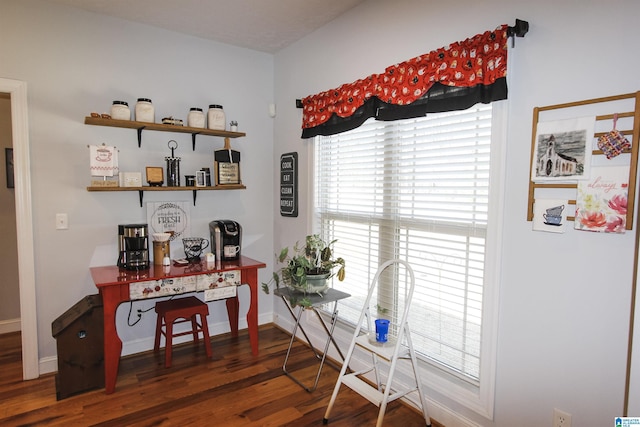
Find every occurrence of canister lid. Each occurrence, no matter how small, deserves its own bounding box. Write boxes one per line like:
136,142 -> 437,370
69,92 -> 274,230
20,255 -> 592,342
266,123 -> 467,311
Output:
190,107 -> 203,112
208,104 -> 223,109
137,98 -> 152,103
112,100 -> 128,106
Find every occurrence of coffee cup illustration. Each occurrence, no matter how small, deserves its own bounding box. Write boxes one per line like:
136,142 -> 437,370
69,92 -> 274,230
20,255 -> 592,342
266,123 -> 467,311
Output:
545,205 -> 564,217
543,213 -> 562,225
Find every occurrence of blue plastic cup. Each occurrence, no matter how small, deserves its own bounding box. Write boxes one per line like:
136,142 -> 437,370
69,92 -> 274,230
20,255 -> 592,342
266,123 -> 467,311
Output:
375,319 -> 390,343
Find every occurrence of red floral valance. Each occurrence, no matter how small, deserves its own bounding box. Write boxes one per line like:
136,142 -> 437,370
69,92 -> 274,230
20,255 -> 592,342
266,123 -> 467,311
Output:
301,25 -> 509,138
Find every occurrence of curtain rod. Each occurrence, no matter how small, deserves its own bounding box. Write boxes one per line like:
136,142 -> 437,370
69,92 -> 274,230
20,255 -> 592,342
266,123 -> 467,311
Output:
295,19 -> 529,109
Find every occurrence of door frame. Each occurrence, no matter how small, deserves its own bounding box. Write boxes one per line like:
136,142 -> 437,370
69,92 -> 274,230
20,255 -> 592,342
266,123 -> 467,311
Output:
1,78 -> 38,380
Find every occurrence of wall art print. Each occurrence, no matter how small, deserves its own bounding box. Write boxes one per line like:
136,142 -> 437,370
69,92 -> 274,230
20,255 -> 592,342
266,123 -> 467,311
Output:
532,198 -> 568,233
574,165 -> 628,234
531,116 -> 595,182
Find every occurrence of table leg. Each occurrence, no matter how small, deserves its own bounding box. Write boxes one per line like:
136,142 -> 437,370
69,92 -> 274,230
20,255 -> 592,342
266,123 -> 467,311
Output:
100,286 -> 123,394
281,300 -> 343,392
225,297 -> 239,337
242,268 -> 259,356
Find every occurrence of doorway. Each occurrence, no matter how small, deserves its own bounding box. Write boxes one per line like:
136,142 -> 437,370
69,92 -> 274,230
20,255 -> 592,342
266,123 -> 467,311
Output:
0,93 -> 20,330
0,78 -> 38,380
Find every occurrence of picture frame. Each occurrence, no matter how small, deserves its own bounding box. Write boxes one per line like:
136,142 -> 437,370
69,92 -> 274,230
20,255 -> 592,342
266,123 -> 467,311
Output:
531,116 -> 594,183
146,166 -> 164,186
195,170 -> 207,187
5,148 -> 14,189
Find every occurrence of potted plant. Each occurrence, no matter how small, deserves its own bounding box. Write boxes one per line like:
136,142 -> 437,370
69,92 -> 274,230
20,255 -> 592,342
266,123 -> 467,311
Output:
262,234 -> 346,306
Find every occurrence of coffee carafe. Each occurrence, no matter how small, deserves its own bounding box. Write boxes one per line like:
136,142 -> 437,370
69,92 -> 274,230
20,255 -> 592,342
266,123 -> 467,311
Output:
117,224 -> 150,270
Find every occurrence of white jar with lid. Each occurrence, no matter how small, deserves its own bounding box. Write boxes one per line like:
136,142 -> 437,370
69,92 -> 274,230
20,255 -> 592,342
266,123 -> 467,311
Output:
207,104 -> 225,130
188,107 -> 205,128
111,101 -> 130,120
135,98 -> 154,123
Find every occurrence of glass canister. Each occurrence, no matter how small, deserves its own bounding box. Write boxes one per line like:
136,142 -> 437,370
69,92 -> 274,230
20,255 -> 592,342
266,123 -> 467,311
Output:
207,104 -> 225,130
111,101 -> 130,120
153,240 -> 171,266
188,107 -> 205,128
135,98 -> 154,123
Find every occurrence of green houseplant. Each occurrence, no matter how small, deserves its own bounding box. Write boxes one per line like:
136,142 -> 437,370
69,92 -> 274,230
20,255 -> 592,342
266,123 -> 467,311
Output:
262,234 -> 346,306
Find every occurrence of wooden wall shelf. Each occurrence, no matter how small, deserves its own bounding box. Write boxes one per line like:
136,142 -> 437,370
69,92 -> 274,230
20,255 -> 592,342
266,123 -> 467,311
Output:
84,116 -> 246,149
87,184 -> 246,206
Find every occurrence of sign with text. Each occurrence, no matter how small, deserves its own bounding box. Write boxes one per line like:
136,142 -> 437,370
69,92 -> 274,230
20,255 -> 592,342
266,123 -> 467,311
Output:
280,152 -> 298,217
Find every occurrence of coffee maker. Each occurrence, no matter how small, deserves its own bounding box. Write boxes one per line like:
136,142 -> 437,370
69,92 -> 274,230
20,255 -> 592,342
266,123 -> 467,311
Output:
117,224 -> 150,270
209,220 -> 242,261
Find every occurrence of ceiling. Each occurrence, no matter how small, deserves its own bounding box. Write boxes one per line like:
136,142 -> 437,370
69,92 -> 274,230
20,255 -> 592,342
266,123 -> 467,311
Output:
42,0 -> 366,53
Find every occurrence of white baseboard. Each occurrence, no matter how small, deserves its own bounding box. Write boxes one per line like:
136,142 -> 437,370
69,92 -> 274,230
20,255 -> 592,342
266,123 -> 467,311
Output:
0,318 -> 21,334
39,356 -> 57,376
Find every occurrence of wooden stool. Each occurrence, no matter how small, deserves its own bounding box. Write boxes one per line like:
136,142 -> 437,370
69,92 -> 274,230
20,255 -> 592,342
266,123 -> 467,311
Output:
153,296 -> 212,368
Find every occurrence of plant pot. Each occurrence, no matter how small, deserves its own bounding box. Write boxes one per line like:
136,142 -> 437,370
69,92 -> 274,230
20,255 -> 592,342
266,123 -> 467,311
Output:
290,272 -> 330,294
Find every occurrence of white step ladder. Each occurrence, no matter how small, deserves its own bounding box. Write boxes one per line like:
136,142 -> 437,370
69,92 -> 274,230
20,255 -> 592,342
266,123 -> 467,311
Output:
323,259 -> 431,427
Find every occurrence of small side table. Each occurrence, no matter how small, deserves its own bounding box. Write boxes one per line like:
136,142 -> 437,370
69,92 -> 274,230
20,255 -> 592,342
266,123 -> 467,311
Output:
274,287 -> 351,392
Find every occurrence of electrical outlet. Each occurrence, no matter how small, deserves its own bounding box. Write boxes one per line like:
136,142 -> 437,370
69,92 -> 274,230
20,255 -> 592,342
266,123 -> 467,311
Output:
553,408 -> 572,427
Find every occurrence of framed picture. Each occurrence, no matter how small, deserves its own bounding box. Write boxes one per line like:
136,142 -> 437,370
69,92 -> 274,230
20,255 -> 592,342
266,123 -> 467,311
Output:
531,116 -> 595,182
5,148 -> 14,188
146,166 -> 164,186
196,170 -> 207,187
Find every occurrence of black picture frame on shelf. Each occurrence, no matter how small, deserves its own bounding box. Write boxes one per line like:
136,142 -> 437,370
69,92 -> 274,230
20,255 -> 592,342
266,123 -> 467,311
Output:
5,148 -> 13,189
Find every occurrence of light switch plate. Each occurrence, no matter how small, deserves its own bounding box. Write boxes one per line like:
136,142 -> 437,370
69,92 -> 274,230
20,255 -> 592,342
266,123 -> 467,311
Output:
55,213 -> 68,230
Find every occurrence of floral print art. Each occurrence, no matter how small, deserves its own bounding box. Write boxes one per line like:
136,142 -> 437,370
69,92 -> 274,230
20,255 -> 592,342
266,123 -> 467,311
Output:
575,166 -> 628,233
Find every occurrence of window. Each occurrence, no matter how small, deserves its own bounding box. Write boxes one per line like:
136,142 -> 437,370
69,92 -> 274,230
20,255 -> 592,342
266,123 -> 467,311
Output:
313,103 -> 503,416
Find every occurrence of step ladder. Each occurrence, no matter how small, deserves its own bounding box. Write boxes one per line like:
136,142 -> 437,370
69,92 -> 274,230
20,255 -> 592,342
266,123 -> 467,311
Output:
323,259 -> 431,427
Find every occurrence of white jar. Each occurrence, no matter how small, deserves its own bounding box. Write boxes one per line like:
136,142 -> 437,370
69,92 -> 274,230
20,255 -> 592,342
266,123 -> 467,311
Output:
207,104 -> 225,130
188,107 -> 205,128
135,98 -> 154,123
111,101 -> 130,121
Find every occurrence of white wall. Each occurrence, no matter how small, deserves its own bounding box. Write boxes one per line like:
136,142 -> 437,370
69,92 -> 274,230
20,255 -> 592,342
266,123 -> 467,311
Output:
274,0 -> 640,426
0,0 -> 275,364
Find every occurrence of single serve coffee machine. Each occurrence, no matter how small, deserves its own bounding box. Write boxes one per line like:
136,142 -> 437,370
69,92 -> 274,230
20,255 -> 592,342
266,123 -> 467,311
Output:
117,224 -> 150,270
209,220 -> 242,261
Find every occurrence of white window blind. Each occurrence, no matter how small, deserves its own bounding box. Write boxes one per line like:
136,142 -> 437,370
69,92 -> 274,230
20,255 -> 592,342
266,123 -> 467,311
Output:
314,104 -> 492,384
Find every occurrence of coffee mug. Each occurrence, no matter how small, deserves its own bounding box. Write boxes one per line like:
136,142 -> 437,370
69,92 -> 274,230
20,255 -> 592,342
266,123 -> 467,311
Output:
182,237 -> 210,261
224,245 -> 240,257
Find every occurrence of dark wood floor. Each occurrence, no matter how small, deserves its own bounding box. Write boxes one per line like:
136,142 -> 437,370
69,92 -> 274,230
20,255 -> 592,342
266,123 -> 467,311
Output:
0,326 -> 438,426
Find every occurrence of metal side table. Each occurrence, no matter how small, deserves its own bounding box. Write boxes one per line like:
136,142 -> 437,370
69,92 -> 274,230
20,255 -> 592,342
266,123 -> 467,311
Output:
274,287 -> 351,392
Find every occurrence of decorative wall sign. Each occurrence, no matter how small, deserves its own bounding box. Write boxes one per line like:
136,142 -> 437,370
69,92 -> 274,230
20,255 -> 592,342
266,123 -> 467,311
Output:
214,137 -> 241,185
280,152 -> 298,217
146,201 -> 191,241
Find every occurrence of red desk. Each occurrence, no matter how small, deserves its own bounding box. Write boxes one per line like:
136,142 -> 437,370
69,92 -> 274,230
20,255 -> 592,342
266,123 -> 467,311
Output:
90,255 -> 266,394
